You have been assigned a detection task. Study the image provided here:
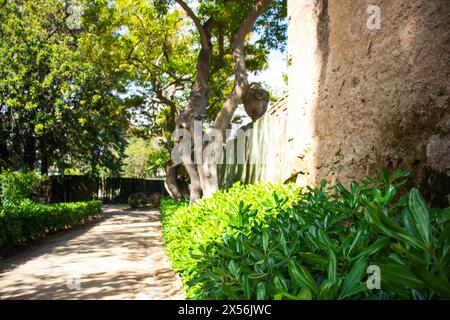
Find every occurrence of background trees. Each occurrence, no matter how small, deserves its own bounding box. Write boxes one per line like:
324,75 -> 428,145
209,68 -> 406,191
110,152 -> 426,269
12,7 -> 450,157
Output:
122,136 -> 168,179
0,0 -> 287,201
0,0 -> 130,175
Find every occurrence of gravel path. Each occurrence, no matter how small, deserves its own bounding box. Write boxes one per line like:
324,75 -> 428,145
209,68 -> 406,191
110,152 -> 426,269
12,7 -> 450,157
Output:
0,205 -> 184,300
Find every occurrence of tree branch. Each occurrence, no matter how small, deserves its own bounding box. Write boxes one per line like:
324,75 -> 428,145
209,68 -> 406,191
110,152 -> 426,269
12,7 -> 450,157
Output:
182,17 -> 214,117
233,0 -> 272,44
213,0 -> 273,134
174,0 -> 210,51
211,24 -> 225,75
232,0 -> 273,82
153,92 -> 178,131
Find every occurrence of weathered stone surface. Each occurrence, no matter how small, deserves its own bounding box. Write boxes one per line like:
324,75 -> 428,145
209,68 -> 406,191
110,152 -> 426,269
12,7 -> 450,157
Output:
221,0 -> 450,205
219,97 -> 290,187
287,0 -> 450,204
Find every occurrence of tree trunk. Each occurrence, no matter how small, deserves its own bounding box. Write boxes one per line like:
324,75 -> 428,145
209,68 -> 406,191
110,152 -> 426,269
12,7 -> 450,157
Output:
40,140 -> 49,175
0,132 -> 10,169
170,0 -> 272,203
178,177 -> 190,199
23,133 -> 36,170
174,19 -> 214,204
198,0 -> 274,198
164,160 -> 183,200
11,128 -> 21,170
198,162 -> 220,198
0,113 -> 9,168
197,130 -> 222,198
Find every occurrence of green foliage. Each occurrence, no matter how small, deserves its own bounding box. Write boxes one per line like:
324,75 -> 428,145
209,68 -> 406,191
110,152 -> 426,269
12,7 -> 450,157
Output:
0,0 -> 131,174
111,0 -> 198,148
122,137 -> 167,179
131,0 -> 288,159
160,182 -> 300,297
155,0 -> 287,52
146,148 -> 170,178
0,0 -> 288,176
0,200 -> 102,252
161,170 -> 450,300
0,171 -> 44,207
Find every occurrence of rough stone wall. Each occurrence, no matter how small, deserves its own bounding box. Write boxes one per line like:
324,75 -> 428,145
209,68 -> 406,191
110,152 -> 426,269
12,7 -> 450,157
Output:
288,0 -> 450,205
219,97 -> 290,187
220,0 -> 450,206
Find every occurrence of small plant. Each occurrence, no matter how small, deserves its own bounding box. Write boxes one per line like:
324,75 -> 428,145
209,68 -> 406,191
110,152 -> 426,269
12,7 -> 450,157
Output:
147,193 -> 162,207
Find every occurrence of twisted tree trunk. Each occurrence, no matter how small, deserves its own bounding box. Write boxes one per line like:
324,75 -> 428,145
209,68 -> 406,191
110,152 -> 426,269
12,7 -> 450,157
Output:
168,0 -> 273,204
174,17 -> 214,203
164,160 -> 183,200
198,0 -> 273,199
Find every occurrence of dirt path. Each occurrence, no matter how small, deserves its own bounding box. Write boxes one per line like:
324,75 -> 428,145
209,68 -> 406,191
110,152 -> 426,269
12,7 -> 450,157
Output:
0,205 -> 184,300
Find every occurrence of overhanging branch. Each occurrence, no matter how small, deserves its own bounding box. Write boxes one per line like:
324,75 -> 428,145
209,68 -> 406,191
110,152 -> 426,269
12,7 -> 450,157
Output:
174,0 -> 210,51
213,0 -> 273,134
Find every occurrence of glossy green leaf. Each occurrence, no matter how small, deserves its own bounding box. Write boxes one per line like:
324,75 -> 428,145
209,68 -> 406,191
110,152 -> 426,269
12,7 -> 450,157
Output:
297,287 -> 313,300
288,261 -> 319,295
256,282 -> 266,300
338,260 -> 367,299
299,252 -> 328,268
227,260 -> 240,278
241,275 -> 251,298
327,249 -> 337,283
408,188 -> 431,247
262,228 -> 269,252
377,263 -> 425,290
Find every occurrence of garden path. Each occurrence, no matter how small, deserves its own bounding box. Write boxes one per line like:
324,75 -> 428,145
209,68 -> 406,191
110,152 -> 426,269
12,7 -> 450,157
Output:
0,205 -> 184,300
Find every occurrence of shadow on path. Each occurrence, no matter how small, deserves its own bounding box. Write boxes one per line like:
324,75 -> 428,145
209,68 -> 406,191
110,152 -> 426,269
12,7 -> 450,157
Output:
0,205 -> 184,300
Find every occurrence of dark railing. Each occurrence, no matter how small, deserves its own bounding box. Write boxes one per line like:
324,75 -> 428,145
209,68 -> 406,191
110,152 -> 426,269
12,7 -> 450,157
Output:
47,175 -> 166,203
101,177 -> 166,203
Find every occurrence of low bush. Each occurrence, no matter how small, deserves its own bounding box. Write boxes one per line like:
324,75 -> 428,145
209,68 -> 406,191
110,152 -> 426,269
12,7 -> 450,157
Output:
128,192 -> 148,208
160,182 -> 301,297
147,193 -> 163,207
0,200 -> 102,252
128,192 -> 162,208
161,170 -> 450,300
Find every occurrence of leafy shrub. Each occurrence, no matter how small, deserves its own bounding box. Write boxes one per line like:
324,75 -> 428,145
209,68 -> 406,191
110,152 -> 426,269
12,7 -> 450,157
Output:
160,182 -> 301,297
128,192 -> 147,208
147,193 -> 162,207
128,192 -> 162,208
0,200 -> 102,252
0,171 -> 44,206
161,170 -> 450,300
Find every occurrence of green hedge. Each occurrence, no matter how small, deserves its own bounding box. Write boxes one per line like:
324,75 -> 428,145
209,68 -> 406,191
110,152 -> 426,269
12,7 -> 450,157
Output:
161,170 -> 450,300
160,182 -> 300,297
0,200 -> 102,252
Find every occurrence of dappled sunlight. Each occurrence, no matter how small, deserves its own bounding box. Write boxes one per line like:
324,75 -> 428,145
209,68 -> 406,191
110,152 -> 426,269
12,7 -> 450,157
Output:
0,206 -> 183,300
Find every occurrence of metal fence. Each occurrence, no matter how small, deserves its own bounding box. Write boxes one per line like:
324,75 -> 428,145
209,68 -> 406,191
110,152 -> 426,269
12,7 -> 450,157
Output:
47,175 -> 166,203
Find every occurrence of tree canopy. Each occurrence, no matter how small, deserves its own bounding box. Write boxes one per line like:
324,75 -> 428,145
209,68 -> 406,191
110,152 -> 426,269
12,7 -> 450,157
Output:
0,0 -> 132,175
0,0 -> 287,192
